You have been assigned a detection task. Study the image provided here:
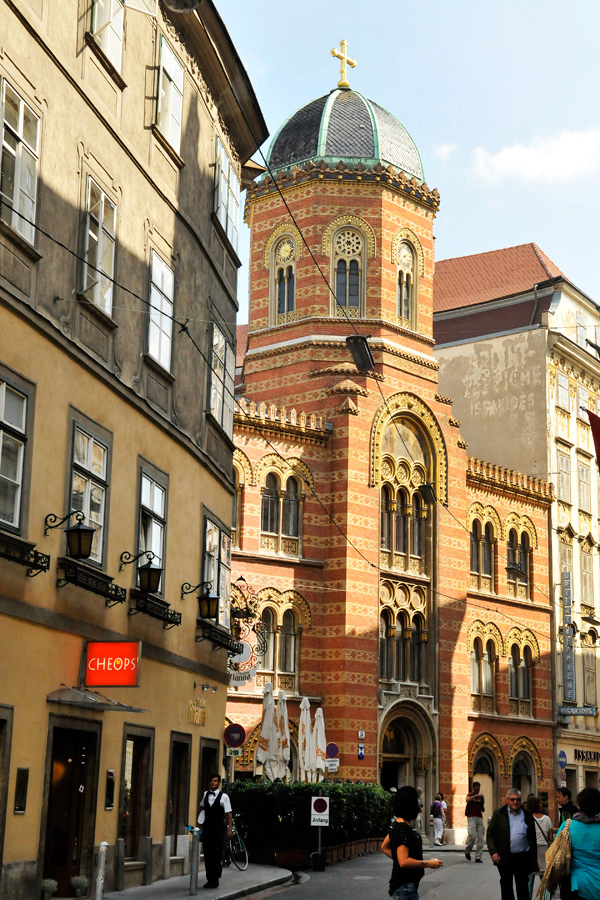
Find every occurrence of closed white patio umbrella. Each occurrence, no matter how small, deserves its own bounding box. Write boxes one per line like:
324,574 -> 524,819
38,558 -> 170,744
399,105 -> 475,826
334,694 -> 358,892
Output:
298,697 -> 311,782
313,707 -> 327,782
255,681 -> 277,780
275,690 -> 291,781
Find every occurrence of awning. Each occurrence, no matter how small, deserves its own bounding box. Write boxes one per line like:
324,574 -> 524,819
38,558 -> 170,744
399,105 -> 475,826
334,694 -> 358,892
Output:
46,686 -> 147,713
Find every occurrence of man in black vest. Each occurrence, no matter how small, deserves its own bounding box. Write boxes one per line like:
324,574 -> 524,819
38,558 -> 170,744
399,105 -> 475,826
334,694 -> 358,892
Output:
198,774 -> 233,889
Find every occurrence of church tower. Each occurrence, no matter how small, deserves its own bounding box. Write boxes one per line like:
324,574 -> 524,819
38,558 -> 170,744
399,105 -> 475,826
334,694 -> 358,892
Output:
232,45 -> 471,801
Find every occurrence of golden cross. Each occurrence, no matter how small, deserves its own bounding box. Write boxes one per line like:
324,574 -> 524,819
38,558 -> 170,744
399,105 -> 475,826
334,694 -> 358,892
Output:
331,40 -> 356,89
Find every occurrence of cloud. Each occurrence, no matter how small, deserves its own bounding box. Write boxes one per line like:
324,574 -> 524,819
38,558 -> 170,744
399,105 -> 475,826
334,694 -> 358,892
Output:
473,128 -> 600,184
432,143 -> 457,161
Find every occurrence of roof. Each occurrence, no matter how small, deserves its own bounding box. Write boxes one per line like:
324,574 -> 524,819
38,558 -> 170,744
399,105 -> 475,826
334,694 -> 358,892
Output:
236,324 -> 248,382
433,243 -> 565,313
266,89 -> 423,181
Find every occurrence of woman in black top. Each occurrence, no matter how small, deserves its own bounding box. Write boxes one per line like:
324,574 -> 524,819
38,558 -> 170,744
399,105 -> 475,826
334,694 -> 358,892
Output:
381,786 -> 444,900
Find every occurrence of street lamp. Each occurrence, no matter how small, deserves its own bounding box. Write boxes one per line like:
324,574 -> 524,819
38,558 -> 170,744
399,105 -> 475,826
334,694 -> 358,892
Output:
120,550 -> 163,594
346,335 -> 375,373
44,511 -> 96,560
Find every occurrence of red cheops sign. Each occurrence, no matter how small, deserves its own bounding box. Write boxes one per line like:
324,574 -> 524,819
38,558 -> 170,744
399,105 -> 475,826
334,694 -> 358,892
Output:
85,642 -> 141,687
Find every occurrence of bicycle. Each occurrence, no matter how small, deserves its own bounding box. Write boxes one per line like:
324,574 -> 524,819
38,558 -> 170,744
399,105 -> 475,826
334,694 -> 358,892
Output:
222,817 -> 248,871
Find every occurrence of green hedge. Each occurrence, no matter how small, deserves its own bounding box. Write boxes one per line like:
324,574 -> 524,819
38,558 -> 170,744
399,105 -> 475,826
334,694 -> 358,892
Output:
229,781 -> 392,850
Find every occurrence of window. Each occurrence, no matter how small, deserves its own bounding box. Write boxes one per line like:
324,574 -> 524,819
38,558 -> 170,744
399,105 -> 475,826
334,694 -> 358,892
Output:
232,468 -> 242,549
379,610 -> 393,679
397,242 -> 415,327
411,495 -> 423,558
394,491 -> 408,554
507,529 -> 530,598
560,542 -> 573,578
282,477 -> 299,537
471,638 -> 482,695
381,486 -> 392,550
333,229 -> 363,316
214,137 -> 240,252
470,520 -> 494,591
411,616 -> 424,683
157,37 -> 183,154
0,381 -> 27,529
558,451 -> 571,503
82,177 -> 116,315
584,644 -> 597,707
578,385 -> 589,419
71,426 -> 108,563
261,473 -> 279,534
274,238 -> 296,324
579,461 -> 591,512
91,0 -> 124,72
279,609 -> 296,673
509,645 -> 519,700
257,606 -> 299,691
209,324 -> 234,437
139,472 -> 166,573
509,644 -> 533,716
202,517 -> 231,629
471,637 -> 495,711
482,640 -> 495,696
581,551 -> 593,606
148,251 -> 174,371
396,613 -> 408,681
577,312 -> 587,349
1,80 -> 39,244
557,373 -> 570,411
258,607 -> 275,671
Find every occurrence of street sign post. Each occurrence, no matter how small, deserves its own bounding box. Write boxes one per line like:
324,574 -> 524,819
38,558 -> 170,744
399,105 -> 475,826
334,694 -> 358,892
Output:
311,796 -> 330,826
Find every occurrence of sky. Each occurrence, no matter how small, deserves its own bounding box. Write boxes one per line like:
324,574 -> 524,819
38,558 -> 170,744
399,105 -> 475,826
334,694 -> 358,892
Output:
219,0 -> 600,325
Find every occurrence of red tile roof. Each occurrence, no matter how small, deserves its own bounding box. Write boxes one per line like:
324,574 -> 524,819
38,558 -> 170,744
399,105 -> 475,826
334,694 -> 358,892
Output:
433,243 -> 565,313
434,294 -> 554,346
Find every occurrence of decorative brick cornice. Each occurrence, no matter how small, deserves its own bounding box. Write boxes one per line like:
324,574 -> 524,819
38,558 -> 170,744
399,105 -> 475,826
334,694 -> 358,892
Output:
235,397 -> 330,444
326,379 -> 369,397
467,457 -> 554,503
245,160 -> 441,219
435,394 -> 454,406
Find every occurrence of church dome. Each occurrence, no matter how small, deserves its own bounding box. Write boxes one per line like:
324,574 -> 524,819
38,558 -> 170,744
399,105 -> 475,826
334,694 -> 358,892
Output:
266,88 -> 424,182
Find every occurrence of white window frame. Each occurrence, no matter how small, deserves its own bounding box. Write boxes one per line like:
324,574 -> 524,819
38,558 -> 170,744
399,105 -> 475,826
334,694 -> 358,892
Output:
578,385 -> 589,420
1,80 -> 39,244
91,0 -> 125,73
581,551 -> 593,606
210,324 -> 234,437
0,381 -> 27,529
202,517 -> 231,629
148,250 -> 174,371
579,461 -> 591,512
71,425 -> 108,564
82,176 -> 116,315
557,372 -> 570,411
156,36 -> 183,154
558,450 -> 571,503
214,136 -> 240,252
139,471 -> 166,573
584,647 -> 597,706
577,312 -> 587,349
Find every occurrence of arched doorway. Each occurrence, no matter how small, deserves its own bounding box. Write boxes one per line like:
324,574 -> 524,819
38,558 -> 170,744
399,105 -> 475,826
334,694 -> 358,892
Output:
381,719 -> 412,789
473,749 -> 497,818
512,753 -> 534,797
379,701 -> 436,822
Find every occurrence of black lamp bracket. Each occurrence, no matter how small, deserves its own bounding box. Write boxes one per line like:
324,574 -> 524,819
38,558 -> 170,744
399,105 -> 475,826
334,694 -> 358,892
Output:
45,510 -> 85,536
119,550 -> 156,571
181,580 -> 212,602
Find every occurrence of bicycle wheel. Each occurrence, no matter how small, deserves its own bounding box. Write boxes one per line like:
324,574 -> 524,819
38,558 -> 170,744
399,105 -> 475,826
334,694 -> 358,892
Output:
222,838 -> 231,867
229,831 -> 248,871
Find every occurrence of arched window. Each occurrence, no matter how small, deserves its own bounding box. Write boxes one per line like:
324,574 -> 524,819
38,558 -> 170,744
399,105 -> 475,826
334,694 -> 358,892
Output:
507,528 -> 531,598
519,532 -> 530,596
471,520 -> 495,592
512,754 -> 533,795
273,237 -> 296,324
411,495 -> 423,558
232,467 -> 243,549
381,486 -> 392,550
379,610 -> 393,679
520,646 -> 533,703
509,644 -> 519,700
483,524 -> 493,577
471,636 -> 495,712
397,242 -> 416,327
279,609 -> 296,673
411,616 -> 424,683
258,607 -> 275,672
261,473 -> 279,534
395,490 -> 408,554
282,477 -> 299,537
333,229 -> 363,317
471,638 -> 482,695
396,613 -> 408,682
482,640 -> 495,697
470,522 -> 481,573
509,644 -> 533,716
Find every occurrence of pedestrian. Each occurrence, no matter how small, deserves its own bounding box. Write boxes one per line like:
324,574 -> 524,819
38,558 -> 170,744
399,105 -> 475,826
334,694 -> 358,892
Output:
197,773 -> 233,890
416,787 -> 424,833
556,787 -> 600,900
465,780 -> 485,862
439,792 -> 449,843
524,795 -> 551,900
556,787 -> 579,825
381,785 -> 443,899
486,787 -> 537,900
430,793 -> 444,846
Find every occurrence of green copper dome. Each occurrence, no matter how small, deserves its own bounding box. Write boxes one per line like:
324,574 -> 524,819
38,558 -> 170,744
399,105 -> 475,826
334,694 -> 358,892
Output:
266,89 -> 424,182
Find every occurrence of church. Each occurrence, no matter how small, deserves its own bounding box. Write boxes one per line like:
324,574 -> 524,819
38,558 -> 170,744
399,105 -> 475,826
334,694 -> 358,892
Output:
226,43 -> 556,833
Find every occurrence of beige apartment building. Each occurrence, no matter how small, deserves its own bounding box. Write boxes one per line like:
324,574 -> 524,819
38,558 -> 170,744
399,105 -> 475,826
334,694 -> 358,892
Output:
0,1 -> 266,897
434,243 -> 600,798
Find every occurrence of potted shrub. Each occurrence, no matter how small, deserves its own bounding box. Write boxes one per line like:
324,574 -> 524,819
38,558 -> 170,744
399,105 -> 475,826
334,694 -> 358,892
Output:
70,875 -> 89,897
40,878 -> 58,900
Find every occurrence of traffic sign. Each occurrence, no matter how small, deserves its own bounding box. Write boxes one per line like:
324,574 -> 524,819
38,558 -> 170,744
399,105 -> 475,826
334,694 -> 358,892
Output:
558,750 -> 567,768
326,742 -> 339,759
226,747 -> 241,757
325,759 -> 339,772
311,796 -> 330,826
224,723 -> 246,748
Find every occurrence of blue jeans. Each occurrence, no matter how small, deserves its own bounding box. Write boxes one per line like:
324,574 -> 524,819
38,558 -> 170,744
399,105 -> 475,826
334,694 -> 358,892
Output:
392,884 -> 419,900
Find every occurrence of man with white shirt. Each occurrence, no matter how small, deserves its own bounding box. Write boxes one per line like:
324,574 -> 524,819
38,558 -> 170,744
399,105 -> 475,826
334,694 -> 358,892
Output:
486,788 -> 537,900
198,774 -> 233,890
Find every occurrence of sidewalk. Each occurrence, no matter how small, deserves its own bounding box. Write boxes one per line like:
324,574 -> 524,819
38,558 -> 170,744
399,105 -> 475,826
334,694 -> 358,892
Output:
103,863 -> 293,900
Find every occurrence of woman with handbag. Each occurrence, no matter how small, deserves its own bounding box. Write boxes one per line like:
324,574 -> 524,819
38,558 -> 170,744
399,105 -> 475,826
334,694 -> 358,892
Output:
555,787 -> 600,900
525,796 -> 552,900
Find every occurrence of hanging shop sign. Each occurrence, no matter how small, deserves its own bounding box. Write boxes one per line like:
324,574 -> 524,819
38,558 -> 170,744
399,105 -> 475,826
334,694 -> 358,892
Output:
84,641 -> 141,687
561,572 -> 576,703
188,698 -> 206,726
574,748 -> 600,763
558,707 -> 597,717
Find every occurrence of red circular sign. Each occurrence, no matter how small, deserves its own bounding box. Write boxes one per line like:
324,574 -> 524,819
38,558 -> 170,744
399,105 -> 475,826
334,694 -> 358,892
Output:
326,742 -> 339,759
224,723 -> 246,748
313,798 -> 328,813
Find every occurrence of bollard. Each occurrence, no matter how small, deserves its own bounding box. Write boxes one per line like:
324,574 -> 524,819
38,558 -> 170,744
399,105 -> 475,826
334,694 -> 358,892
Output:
95,841 -> 108,900
189,828 -> 200,896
